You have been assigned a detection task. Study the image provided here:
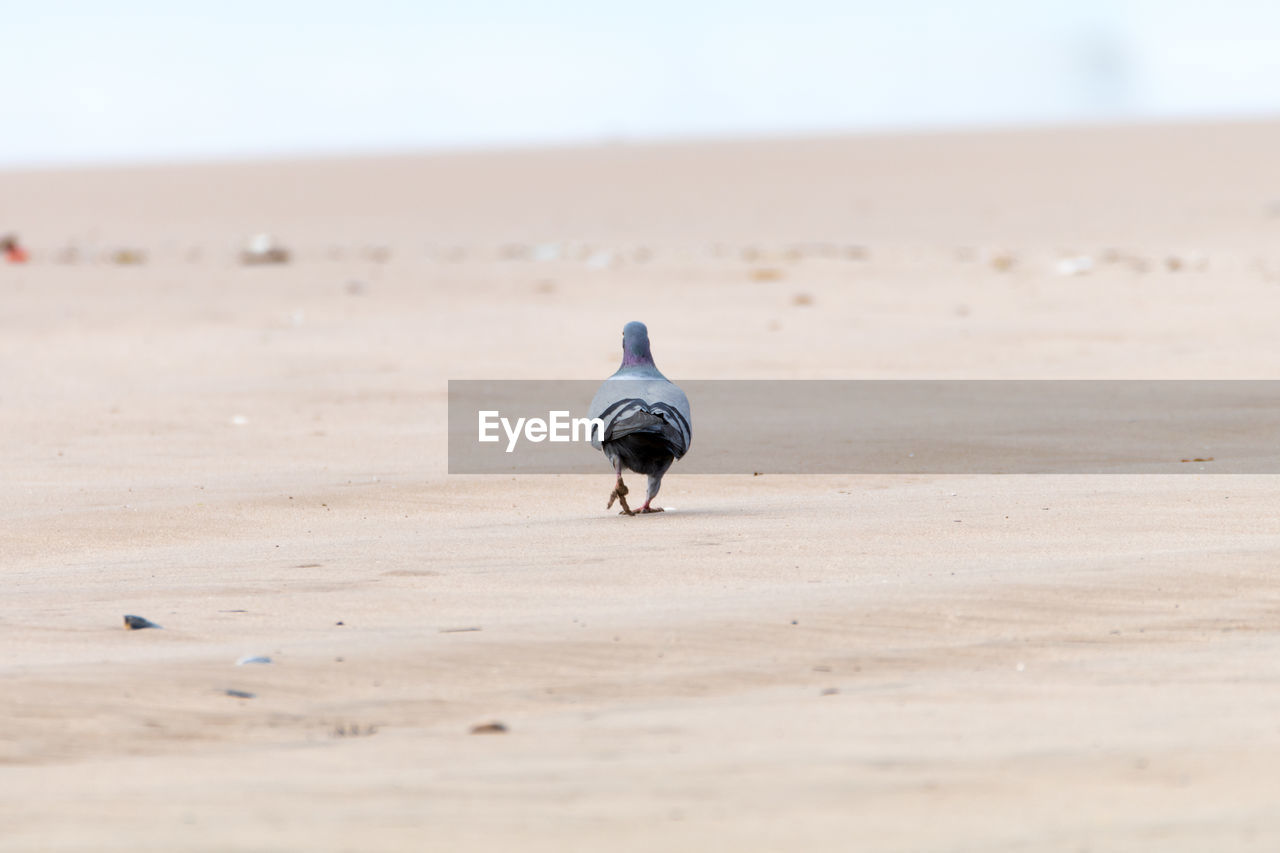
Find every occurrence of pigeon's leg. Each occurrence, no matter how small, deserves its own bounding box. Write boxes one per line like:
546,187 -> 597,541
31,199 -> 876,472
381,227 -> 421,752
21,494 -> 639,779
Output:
606,458 -> 634,516
637,472 -> 666,514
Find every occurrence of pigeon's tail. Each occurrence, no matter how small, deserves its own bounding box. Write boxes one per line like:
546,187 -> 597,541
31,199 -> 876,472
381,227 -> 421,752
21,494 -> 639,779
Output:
608,409 -> 667,438
597,399 -> 691,460
605,432 -> 678,480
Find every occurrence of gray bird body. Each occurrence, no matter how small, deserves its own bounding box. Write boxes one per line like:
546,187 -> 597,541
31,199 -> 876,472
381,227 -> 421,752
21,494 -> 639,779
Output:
588,322 -> 691,513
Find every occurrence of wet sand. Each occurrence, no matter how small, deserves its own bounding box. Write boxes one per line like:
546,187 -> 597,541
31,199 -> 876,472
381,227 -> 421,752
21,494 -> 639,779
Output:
3,121 -> 1280,851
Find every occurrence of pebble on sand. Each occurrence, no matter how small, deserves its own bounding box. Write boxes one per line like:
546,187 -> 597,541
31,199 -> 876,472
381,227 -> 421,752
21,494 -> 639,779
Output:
1165,252 -> 1207,273
531,242 -> 562,262
585,249 -> 616,269
109,248 -> 147,265
239,233 -> 291,265
1055,255 -> 1094,277
982,249 -> 1016,271
470,722 -> 508,734
123,614 -> 161,630
1100,249 -> 1150,273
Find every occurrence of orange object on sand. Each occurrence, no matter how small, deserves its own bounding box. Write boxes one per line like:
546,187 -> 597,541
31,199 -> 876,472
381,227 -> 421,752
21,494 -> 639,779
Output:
1,234 -> 28,263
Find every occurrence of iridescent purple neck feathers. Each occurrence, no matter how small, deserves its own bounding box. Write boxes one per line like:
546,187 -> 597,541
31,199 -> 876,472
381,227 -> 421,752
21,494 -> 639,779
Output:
619,321 -> 657,370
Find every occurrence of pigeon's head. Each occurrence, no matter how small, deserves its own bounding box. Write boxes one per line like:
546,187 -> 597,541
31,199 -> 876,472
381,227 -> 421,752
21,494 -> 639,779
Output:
621,321 -> 654,367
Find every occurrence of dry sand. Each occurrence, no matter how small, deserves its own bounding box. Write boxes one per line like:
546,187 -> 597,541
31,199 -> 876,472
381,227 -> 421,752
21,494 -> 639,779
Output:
3,121 -> 1280,851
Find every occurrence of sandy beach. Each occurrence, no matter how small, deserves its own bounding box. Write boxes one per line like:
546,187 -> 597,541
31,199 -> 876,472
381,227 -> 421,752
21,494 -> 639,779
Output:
4,121 -> 1280,851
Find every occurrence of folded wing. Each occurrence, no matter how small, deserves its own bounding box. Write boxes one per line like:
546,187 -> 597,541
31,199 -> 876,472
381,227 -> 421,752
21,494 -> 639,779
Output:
588,377 -> 692,459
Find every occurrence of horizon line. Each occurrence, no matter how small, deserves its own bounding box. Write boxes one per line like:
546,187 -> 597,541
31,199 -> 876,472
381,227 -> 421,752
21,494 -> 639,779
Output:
5,111 -> 1280,176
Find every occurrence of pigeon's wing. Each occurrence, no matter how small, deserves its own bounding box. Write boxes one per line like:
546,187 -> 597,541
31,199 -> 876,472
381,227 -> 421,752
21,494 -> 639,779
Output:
588,376 -> 692,458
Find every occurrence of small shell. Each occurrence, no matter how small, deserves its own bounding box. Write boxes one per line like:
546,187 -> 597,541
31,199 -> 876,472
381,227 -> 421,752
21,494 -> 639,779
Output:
1055,255 -> 1094,276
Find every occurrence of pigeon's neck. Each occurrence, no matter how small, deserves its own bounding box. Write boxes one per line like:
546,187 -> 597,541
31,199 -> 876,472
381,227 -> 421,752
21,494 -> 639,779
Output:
614,354 -> 663,379
621,350 -> 654,368
614,361 -> 661,377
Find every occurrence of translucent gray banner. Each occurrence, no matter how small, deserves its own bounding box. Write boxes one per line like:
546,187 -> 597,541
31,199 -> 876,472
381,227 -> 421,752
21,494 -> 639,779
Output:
447,380 -> 1280,474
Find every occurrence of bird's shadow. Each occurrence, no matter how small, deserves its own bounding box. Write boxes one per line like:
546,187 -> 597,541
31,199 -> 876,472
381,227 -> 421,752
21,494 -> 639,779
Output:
588,506 -> 758,521
457,505 -> 755,533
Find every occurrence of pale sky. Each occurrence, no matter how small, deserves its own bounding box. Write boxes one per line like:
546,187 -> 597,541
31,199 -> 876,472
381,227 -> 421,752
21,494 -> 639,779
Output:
4,0 -> 1280,167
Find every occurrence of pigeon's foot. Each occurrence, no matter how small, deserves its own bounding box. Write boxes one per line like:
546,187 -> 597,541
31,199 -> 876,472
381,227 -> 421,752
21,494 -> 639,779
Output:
636,503 -> 664,513
607,479 -> 633,515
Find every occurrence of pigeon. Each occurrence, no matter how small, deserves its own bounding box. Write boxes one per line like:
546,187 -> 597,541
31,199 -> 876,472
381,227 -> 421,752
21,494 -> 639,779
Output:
587,321 -> 692,515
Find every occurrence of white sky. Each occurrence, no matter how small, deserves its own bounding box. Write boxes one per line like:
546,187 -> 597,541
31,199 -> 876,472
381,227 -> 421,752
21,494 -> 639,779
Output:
4,0 -> 1280,167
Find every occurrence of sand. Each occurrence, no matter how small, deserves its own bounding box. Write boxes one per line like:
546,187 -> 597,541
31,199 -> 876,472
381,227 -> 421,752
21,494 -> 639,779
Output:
3,121 -> 1280,851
